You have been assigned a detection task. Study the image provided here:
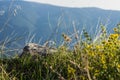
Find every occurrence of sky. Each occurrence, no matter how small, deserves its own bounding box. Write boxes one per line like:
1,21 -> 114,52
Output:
25,0 -> 120,10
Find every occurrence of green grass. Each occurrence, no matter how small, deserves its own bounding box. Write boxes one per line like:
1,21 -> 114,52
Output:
1,25 -> 120,80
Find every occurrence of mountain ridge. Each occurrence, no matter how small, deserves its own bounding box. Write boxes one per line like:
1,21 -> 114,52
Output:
0,1 -> 120,48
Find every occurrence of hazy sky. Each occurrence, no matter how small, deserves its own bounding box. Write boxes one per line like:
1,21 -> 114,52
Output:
26,0 -> 120,10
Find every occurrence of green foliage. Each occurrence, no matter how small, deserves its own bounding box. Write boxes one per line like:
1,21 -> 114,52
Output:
1,26 -> 120,80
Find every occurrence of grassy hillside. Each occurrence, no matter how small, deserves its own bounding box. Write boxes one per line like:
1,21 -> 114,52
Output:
1,25 -> 120,80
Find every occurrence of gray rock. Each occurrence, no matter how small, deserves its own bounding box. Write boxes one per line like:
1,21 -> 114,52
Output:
20,43 -> 57,57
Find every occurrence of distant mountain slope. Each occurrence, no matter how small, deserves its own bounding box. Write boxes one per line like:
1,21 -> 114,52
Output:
0,1 -> 120,47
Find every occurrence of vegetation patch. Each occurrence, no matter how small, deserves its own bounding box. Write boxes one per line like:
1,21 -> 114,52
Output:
1,25 -> 120,80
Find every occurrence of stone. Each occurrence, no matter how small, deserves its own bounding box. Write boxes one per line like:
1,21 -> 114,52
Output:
20,43 -> 57,57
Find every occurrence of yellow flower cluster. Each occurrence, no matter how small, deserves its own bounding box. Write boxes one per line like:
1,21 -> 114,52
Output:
80,29 -> 120,79
109,33 -> 119,41
60,26 -> 120,79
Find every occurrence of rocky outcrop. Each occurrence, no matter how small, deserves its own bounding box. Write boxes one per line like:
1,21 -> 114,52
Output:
20,43 -> 57,57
